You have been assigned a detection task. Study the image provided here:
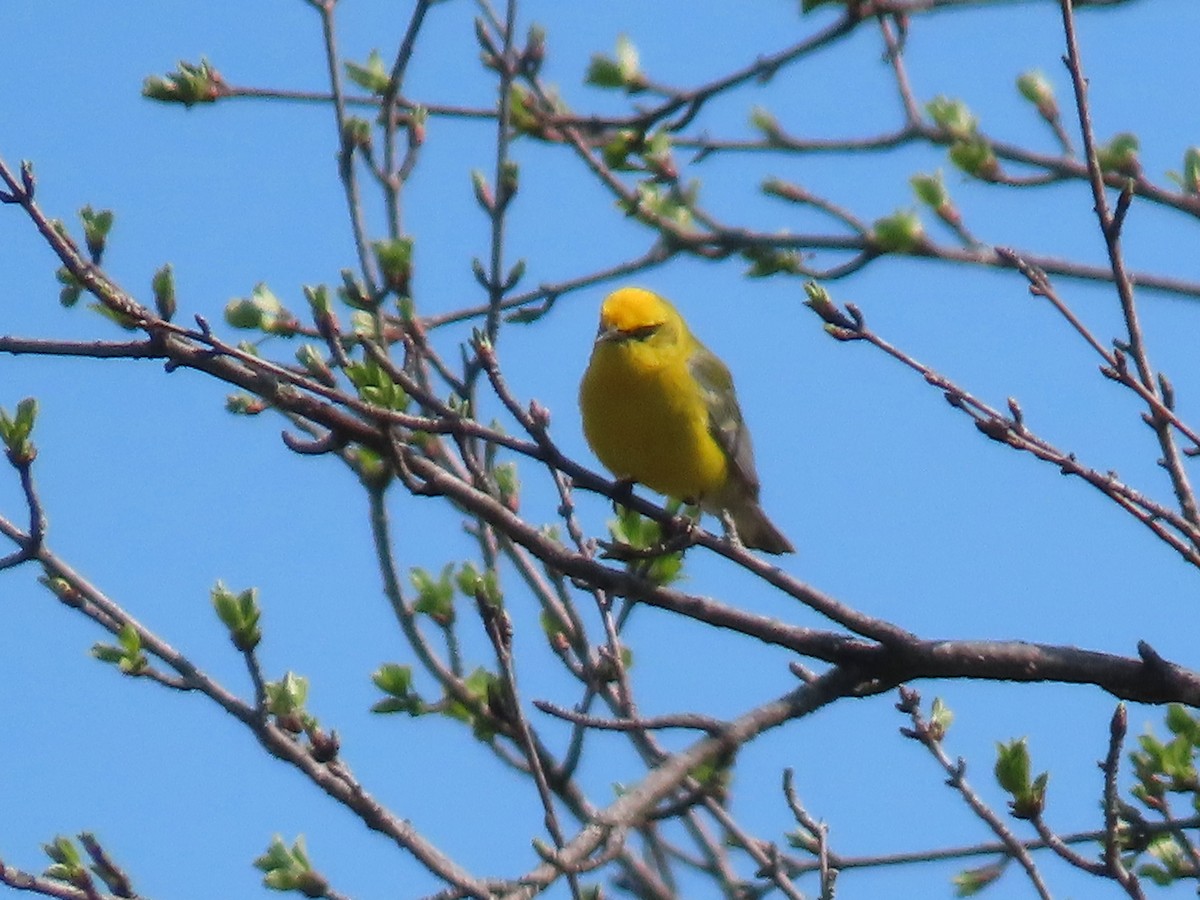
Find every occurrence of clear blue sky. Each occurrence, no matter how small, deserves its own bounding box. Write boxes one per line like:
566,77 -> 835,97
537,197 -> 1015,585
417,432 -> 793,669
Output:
2,1 -> 1200,898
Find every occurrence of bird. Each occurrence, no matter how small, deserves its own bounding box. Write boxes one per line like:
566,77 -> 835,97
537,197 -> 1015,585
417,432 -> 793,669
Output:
578,286 -> 794,554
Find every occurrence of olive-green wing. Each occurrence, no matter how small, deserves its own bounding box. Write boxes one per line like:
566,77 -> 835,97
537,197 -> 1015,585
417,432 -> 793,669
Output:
688,341 -> 761,497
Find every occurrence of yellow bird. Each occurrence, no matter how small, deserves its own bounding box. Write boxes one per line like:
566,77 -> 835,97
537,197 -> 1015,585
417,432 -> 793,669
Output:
579,286 -> 794,554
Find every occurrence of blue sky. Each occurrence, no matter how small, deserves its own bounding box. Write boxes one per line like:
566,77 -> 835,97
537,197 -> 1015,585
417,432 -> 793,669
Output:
3,1 -> 1200,898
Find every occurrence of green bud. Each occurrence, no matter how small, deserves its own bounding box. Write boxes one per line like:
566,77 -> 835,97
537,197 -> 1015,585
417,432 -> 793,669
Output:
142,58 -> 225,107
151,263 -> 176,321
471,169 -> 494,211
225,283 -> 292,333
601,129 -> 640,171
91,624 -> 148,675
949,136 -> 999,180
211,581 -> 262,651
372,237 -> 414,297
337,269 -> 372,310
910,171 -> 949,210
0,397 -> 38,462
1168,147 -> 1200,195
928,696 -> 954,741
296,344 -> 336,387
226,393 -> 267,415
254,835 -> 326,896
265,672 -> 312,727
750,105 -> 784,143
506,84 -> 540,136
56,266 -> 83,308
342,116 -> 373,154
345,359 -> 408,411
926,96 -> 977,140
497,160 -> 519,208
79,205 -> 114,264
1097,132 -> 1141,177
870,209 -> 925,253
1016,70 -> 1058,120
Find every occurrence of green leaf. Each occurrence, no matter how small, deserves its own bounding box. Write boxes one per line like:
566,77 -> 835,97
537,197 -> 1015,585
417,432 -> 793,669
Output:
344,49 -> 391,95
606,506 -> 685,586
586,35 -> 643,91
994,738 -> 1031,795
953,860 -> 1004,896
928,697 -> 954,741
1165,703 -> 1200,742
43,835 -> 86,883
994,738 -> 1047,818
412,564 -> 457,625
371,664 -> 424,715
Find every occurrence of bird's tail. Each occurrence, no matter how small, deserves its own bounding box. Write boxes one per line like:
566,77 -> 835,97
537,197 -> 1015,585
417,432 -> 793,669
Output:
730,502 -> 795,555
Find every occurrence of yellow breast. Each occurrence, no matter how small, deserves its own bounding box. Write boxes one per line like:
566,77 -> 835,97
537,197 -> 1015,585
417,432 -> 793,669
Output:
579,335 -> 727,503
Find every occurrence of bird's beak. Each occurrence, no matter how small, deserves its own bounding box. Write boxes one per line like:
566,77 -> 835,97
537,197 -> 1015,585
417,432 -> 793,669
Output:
594,323 -> 622,345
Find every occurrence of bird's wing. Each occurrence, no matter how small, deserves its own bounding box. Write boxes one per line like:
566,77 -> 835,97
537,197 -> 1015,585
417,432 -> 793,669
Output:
688,343 -> 761,496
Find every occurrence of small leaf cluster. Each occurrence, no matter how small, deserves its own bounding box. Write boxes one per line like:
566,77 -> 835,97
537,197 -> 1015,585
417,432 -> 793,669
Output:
254,835 -> 328,898
142,58 -> 226,107
212,581 -> 263,651
0,397 -> 37,464
994,738 -> 1048,819
608,506 -> 684,586
1096,132 -> 1141,178
91,624 -> 148,675
41,833 -> 133,897
225,284 -> 299,335
346,358 -> 410,411
602,129 -> 676,181
926,95 -> 998,180
586,35 -> 645,93
1123,705 -> 1200,885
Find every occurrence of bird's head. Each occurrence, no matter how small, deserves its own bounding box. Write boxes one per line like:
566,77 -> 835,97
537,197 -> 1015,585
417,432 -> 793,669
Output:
594,287 -> 684,348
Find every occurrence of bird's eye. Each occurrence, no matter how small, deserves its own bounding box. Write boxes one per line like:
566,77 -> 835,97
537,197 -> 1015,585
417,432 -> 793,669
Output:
626,323 -> 661,341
